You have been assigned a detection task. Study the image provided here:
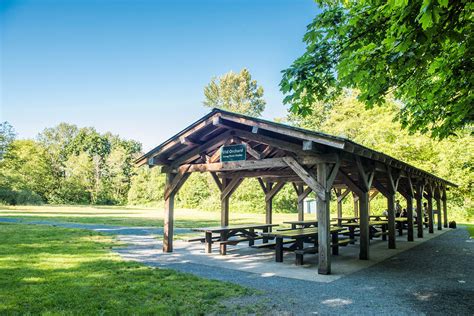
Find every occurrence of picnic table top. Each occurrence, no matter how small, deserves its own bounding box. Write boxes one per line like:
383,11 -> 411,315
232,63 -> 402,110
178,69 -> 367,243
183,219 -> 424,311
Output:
263,226 -> 344,239
192,223 -> 279,233
341,220 -> 388,227
283,219 -> 337,225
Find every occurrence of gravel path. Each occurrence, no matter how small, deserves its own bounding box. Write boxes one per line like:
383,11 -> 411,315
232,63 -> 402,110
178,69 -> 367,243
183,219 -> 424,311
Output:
2,217 -> 472,315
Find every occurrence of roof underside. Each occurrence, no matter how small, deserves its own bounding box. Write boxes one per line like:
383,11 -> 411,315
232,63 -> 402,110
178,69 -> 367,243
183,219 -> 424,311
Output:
136,109 -> 456,190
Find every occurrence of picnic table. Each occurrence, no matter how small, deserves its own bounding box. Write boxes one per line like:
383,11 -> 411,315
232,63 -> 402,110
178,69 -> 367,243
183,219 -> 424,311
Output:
262,226 -> 347,263
337,217 -> 359,226
341,220 -> 388,242
370,215 -> 409,236
192,223 -> 278,255
283,219 -> 338,229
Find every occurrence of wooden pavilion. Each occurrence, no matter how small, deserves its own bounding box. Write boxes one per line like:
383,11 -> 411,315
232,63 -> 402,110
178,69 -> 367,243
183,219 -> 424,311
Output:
135,109 -> 456,275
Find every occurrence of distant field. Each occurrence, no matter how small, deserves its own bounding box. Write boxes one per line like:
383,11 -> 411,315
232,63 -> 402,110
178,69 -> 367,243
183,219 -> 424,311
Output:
0,205 -> 297,228
0,205 -> 470,230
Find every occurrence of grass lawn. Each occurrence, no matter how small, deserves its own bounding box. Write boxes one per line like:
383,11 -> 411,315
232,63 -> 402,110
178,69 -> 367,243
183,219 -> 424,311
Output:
0,205 -> 298,228
0,223 -> 256,315
466,224 -> 474,237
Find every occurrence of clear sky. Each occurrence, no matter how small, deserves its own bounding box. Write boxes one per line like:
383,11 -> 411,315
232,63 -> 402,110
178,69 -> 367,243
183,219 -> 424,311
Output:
1,0 -> 318,151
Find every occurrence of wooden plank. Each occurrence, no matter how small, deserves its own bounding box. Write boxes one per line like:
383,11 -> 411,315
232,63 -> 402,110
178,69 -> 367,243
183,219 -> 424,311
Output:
317,162 -> 331,275
415,182 -> 425,238
257,178 -> 268,193
237,139 -> 262,159
176,156 -> 328,174
387,193 -> 396,249
406,195 -> 414,241
283,156 -> 326,201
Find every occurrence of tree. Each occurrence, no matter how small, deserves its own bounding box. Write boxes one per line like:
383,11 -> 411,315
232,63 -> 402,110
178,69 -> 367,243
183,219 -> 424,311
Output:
281,0 -> 473,139
203,68 -> 266,117
288,91 -> 474,220
0,140 -> 54,201
0,122 -> 16,159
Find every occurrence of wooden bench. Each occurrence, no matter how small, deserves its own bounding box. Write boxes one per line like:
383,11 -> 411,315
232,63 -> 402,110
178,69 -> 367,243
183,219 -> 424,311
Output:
219,236 -> 264,246
295,238 -> 351,265
251,239 -> 295,249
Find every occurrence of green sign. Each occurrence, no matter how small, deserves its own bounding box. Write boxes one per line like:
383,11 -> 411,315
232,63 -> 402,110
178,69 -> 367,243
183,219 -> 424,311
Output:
220,144 -> 247,162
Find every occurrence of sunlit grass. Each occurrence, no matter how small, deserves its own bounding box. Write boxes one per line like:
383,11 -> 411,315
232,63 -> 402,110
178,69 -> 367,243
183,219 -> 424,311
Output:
0,205 -> 298,228
0,223 -> 255,314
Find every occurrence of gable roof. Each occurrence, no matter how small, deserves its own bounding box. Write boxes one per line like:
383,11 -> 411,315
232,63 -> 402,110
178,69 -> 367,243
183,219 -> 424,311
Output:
136,108 -> 456,187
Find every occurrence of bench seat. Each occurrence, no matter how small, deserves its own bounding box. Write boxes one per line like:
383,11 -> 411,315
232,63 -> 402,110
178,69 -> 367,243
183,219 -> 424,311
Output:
219,236 -> 264,246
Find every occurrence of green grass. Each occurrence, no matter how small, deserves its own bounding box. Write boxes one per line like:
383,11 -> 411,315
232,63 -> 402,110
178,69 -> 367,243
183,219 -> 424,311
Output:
465,224 -> 474,237
0,223 -> 256,315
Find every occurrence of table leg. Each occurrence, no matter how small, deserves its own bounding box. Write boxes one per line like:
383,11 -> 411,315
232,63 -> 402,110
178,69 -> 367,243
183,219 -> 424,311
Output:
249,228 -> 255,247
291,224 -> 296,229
349,227 -> 355,244
382,224 -> 387,241
275,237 -> 283,262
332,231 -> 339,255
398,222 -> 403,236
263,226 -> 269,243
219,231 -> 227,255
205,232 -> 212,254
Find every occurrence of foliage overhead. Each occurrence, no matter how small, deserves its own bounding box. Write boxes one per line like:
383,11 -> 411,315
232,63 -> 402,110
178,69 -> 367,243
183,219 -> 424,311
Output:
203,68 -> 266,117
280,0 -> 473,139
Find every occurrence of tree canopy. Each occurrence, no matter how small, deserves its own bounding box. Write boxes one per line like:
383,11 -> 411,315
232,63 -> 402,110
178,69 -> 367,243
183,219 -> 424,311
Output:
203,68 -> 266,117
280,0 -> 473,139
0,122 -> 16,159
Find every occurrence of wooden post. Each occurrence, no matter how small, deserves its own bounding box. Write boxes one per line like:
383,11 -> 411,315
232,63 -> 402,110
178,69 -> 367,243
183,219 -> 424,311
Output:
359,191 -> 370,260
296,184 -> 304,221
221,177 -> 229,227
442,187 -> 448,228
387,193 -> 396,249
317,163 -> 331,275
415,183 -> 424,238
353,192 -> 359,217
266,182 -> 273,225
427,185 -> 434,234
336,189 -> 343,218
435,185 -> 442,230
406,195 -> 414,241
163,173 -> 175,253
406,176 -> 415,242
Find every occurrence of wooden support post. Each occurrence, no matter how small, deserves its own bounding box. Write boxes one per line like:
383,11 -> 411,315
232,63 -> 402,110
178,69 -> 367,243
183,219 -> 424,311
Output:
317,163 -> 331,275
221,178 -> 230,227
427,185 -> 434,234
406,195 -> 414,241
435,186 -> 442,230
415,183 -> 424,238
387,193 -> 396,248
406,176 -> 415,242
296,184 -> 304,221
163,169 -> 192,253
353,192 -> 359,217
359,191 -> 370,260
265,182 -> 273,226
442,187 -> 448,228
163,173 -> 175,253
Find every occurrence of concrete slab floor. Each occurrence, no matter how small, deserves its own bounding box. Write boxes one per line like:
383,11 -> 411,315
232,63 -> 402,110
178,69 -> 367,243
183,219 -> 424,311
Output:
115,228 -> 451,283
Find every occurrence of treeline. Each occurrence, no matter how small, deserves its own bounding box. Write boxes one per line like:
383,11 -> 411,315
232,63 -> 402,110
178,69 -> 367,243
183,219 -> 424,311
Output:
0,123 -> 141,205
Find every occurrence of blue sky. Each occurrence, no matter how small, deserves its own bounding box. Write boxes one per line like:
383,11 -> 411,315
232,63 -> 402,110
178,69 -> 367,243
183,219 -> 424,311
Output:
1,0 -> 318,151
